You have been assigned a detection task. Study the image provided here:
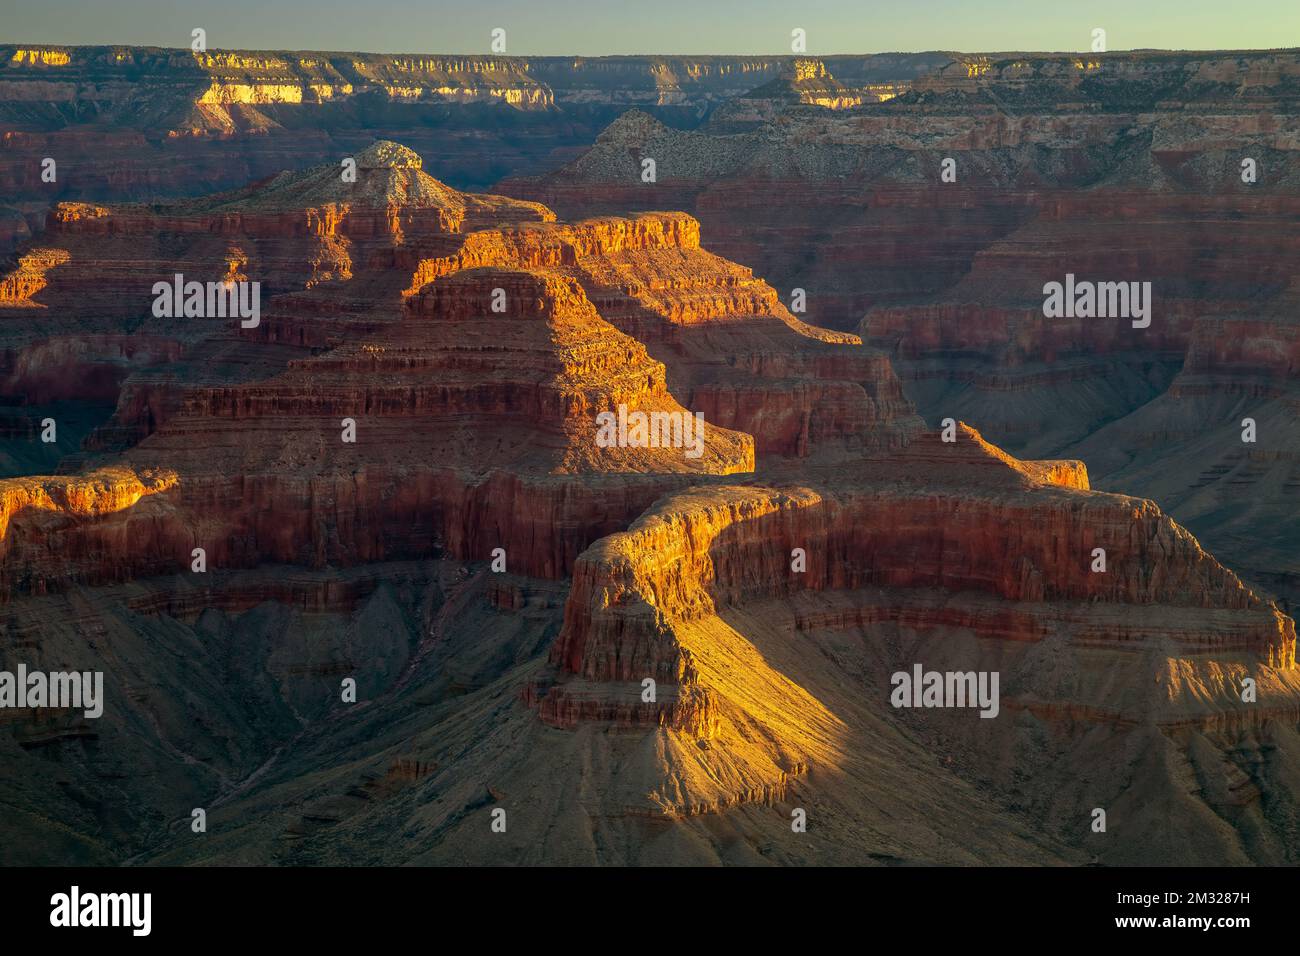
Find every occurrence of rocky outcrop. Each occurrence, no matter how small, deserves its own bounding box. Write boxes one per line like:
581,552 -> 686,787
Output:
0,152 -> 785,595
501,52 -> 1300,617
399,210 -> 923,458
0,247 -> 69,304
532,425 -> 1297,839
549,427 -> 1292,698
0,143 -> 553,430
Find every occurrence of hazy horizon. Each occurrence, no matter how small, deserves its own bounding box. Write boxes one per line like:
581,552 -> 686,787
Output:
4,0 -> 1298,57
7,42 -> 1300,57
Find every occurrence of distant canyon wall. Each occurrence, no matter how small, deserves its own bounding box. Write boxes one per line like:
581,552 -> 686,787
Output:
0,44 -> 946,249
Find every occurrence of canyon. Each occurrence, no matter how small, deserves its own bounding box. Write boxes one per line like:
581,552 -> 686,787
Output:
0,44 -> 944,259
0,46 -> 1297,866
501,49 -> 1300,613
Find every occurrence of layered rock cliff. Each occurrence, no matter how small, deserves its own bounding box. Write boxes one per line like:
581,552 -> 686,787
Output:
0,144 -> 803,595
503,49 -> 1300,614
2,132 -> 1298,867
528,425 -> 1298,853
0,45 -> 948,259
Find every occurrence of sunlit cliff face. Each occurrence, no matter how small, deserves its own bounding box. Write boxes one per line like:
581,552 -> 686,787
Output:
0,249 -> 70,306
0,469 -> 178,546
1,45 -> 947,142
9,48 -> 70,66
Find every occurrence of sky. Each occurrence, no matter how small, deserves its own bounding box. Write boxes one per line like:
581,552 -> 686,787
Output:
3,0 -> 1298,55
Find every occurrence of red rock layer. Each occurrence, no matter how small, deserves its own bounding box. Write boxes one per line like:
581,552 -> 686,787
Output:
0,144 -> 555,442
538,425 -> 1295,736
404,211 -> 923,458
0,259 -> 758,595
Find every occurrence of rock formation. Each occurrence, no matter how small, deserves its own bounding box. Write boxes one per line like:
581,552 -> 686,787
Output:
1,59 -> 1298,866
502,49 -> 1300,613
0,45 -> 947,259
